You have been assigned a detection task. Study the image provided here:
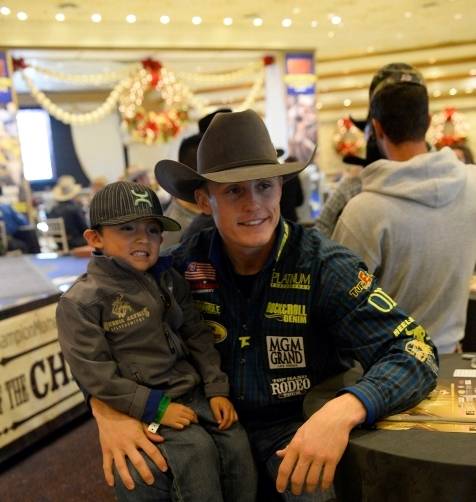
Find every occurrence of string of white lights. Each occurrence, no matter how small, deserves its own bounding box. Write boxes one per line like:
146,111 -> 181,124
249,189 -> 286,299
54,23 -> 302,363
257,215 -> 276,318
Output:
21,68 -> 141,125
27,62 -> 141,85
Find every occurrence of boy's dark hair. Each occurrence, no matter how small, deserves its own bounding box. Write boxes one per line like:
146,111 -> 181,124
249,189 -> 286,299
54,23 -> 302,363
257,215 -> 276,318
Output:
370,84 -> 430,144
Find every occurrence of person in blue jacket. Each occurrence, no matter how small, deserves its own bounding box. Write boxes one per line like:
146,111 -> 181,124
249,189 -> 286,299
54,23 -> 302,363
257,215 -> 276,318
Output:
90,110 -> 438,501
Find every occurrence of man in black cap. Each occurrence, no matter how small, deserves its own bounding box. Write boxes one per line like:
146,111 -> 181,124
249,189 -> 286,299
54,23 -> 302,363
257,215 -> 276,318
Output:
315,63 -> 424,238
91,110 -> 437,500
332,63 -> 476,355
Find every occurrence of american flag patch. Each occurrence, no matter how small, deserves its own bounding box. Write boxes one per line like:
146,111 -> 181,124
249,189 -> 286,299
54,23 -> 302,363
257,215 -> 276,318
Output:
184,262 -> 217,281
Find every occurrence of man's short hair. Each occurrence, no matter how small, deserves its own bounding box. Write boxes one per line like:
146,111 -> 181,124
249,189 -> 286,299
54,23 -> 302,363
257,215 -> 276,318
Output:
370,83 -> 430,144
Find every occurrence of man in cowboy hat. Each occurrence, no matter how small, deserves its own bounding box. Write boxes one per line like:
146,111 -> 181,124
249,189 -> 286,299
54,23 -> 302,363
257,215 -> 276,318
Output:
90,110 -> 437,500
48,175 -> 88,249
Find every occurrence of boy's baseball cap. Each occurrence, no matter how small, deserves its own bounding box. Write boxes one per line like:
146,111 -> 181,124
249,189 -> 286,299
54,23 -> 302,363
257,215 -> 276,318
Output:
89,181 -> 181,231
369,63 -> 425,100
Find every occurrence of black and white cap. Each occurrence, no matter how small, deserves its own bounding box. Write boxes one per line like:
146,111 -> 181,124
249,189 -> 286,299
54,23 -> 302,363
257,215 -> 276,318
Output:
89,181 -> 181,231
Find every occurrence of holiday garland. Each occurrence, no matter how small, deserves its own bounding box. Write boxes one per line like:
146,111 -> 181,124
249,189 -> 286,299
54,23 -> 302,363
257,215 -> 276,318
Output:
13,55 -> 273,144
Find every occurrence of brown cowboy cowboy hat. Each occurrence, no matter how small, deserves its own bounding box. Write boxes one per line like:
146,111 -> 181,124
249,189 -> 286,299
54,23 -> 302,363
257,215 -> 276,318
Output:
155,109 -> 315,203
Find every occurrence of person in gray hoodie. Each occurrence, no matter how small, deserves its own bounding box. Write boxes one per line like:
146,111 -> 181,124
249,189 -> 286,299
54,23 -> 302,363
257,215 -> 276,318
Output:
56,181 -> 256,502
332,65 -> 476,354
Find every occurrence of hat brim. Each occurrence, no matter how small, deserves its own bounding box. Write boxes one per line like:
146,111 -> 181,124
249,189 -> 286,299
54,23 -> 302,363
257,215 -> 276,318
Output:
155,146 -> 316,204
52,184 -> 82,202
94,214 -> 181,232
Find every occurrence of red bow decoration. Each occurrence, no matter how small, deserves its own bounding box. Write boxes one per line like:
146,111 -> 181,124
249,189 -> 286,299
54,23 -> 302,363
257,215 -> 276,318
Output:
12,57 -> 28,71
444,107 -> 456,121
141,58 -> 162,88
263,55 -> 275,66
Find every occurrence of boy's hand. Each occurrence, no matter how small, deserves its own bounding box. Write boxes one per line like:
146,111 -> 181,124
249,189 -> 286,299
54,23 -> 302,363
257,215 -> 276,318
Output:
161,403 -> 198,429
209,396 -> 238,430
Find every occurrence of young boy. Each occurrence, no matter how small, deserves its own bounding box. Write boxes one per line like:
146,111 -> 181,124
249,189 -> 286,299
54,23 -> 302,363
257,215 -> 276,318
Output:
56,181 -> 256,502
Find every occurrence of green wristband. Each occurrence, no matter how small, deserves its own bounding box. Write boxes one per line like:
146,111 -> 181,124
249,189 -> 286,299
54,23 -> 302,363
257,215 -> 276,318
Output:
154,395 -> 171,424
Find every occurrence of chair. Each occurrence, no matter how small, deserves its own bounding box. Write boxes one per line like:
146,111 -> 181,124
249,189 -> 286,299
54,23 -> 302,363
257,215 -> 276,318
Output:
38,217 -> 69,253
0,220 -> 7,255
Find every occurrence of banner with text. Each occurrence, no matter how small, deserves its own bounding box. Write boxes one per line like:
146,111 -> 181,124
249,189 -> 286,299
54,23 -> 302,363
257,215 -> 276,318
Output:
0,303 -> 83,450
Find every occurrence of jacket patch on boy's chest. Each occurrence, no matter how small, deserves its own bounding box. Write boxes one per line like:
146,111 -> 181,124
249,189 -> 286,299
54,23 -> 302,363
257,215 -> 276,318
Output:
103,294 -> 150,332
184,261 -> 218,292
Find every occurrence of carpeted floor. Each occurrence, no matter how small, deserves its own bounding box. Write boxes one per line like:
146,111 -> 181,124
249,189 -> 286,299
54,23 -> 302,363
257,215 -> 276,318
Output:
1,414 -> 116,502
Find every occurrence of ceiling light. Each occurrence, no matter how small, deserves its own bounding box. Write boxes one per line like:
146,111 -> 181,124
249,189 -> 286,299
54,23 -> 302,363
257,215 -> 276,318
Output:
329,14 -> 342,25
126,14 -> 136,23
160,15 -> 170,24
428,57 -> 437,64
366,46 -> 374,53
396,32 -> 403,39
470,69 -> 476,76
310,20 -> 318,28
293,7 -> 301,15
316,102 -> 323,110
223,17 -> 233,26
192,16 -> 202,25
404,11 -> 412,18
17,11 -> 28,21
253,17 -> 263,27
91,13 -> 102,23
282,18 -> 292,28
449,88 -> 458,95
465,87 -> 473,94
454,13 -> 462,20
0,6 -> 11,16
55,13 -> 65,22
343,99 -> 352,107
432,90 -> 442,98
328,31 -> 335,38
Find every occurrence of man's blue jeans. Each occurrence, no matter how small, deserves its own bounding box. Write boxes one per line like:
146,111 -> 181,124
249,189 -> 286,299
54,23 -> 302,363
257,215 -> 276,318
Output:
114,387 -> 256,502
115,414 -> 334,501
247,419 -> 336,502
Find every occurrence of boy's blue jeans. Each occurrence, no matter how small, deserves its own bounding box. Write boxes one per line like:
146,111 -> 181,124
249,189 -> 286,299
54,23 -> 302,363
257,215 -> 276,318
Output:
115,387 -> 256,502
115,412 -> 334,502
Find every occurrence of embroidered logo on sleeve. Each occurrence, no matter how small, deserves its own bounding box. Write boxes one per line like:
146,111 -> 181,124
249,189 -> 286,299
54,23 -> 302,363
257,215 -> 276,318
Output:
267,336 -> 306,369
103,294 -> 150,332
348,270 -> 373,297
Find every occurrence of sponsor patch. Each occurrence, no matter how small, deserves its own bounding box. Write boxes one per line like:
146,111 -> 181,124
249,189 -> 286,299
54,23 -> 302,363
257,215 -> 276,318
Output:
267,336 -> 306,369
349,270 -> 373,297
205,320 -> 227,343
185,262 -> 218,291
104,294 -> 150,332
194,300 -> 221,315
270,375 -> 311,398
392,316 -> 416,337
270,271 -> 311,290
264,302 -> 307,324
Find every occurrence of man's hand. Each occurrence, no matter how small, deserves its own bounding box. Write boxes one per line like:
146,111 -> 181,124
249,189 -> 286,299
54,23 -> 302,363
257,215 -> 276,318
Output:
275,393 -> 366,496
209,396 -> 238,430
91,397 -> 168,490
161,402 -> 198,429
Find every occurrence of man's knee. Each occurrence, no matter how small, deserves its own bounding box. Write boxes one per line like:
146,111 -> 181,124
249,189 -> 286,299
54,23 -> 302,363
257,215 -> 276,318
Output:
114,456 -> 172,502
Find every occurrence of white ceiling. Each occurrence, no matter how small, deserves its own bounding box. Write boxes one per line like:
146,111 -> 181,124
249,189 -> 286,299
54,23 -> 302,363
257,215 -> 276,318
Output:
0,0 -> 474,56
2,0 -> 476,120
